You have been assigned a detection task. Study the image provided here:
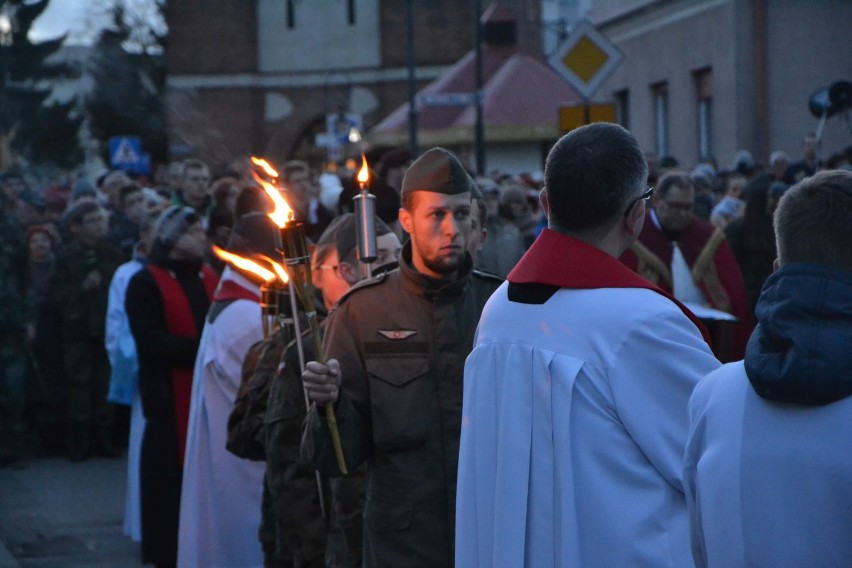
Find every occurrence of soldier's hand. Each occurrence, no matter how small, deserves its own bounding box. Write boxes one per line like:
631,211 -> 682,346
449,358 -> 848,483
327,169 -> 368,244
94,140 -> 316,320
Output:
302,359 -> 341,406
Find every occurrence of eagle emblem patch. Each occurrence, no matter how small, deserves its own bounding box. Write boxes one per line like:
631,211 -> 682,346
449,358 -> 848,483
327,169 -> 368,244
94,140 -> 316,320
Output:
377,330 -> 418,340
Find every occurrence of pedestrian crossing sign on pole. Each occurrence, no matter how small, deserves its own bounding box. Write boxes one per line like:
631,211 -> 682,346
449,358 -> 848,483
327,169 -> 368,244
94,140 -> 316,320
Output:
109,136 -> 144,170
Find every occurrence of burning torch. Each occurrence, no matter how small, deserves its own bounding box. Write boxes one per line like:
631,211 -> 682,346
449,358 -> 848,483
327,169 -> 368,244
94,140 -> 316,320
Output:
353,154 -> 378,279
251,157 -> 349,475
213,241 -> 329,515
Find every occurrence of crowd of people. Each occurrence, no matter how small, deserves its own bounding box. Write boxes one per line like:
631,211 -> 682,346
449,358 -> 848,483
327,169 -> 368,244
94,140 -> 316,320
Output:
0,129 -> 850,567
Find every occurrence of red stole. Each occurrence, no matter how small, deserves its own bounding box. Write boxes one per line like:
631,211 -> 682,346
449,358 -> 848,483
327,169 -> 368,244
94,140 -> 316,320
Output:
212,278 -> 261,303
147,264 -> 218,464
508,229 -> 712,346
630,212 -> 718,283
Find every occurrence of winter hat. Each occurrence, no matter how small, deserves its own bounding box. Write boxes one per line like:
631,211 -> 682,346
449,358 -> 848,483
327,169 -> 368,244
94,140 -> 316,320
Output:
149,205 -> 200,262
72,179 -> 97,201
401,147 -> 476,197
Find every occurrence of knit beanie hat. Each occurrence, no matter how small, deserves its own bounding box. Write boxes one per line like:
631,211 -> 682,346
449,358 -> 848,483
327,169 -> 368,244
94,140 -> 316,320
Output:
149,205 -> 200,262
401,147 -> 476,197
72,179 -> 97,201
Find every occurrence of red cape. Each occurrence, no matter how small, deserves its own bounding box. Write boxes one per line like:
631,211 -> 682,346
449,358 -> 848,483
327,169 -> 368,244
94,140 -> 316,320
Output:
509,229 -> 712,346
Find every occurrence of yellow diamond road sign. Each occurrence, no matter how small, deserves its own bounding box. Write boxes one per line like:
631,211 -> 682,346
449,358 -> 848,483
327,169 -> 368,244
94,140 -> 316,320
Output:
549,19 -> 624,99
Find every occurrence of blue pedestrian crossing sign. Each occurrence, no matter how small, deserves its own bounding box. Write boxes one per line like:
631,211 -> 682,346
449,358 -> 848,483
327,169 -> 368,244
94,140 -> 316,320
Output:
109,136 -> 148,173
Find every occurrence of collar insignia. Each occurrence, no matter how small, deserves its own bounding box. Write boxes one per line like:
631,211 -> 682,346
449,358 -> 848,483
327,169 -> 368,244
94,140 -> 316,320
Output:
377,330 -> 418,340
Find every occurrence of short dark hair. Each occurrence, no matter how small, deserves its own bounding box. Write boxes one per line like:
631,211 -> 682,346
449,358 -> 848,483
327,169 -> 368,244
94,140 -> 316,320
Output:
281,160 -> 310,182
472,194 -> 487,232
63,200 -> 102,227
544,123 -> 647,232
401,191 -> 418,212
775,169 -> 852,271
656,170 -> 694,200
181,159 -> 208,178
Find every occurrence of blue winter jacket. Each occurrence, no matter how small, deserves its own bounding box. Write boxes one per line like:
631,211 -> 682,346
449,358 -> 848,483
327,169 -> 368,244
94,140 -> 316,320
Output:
745,262 -> 852,405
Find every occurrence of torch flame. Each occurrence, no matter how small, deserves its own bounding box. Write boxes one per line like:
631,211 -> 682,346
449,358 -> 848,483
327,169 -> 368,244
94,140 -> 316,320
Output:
259,255 -> 291,285
251,170 -> 294,228
357,154 -> 370,186
212,245 -> 275,282
250,156 -> 279,179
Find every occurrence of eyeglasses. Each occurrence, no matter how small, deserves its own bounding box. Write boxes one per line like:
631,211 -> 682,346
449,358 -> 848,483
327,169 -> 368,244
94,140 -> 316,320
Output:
623,186 -> 654,218
317,264 -> 339,273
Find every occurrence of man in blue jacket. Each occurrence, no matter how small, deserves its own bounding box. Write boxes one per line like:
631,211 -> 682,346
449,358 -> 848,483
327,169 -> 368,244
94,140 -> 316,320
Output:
684,169 -> 852,567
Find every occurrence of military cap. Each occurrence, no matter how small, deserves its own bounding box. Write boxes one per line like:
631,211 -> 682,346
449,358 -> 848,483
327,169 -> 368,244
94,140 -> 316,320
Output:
318,212 -> 392,262
226,212 -> 279,260
401,147 -> 476,196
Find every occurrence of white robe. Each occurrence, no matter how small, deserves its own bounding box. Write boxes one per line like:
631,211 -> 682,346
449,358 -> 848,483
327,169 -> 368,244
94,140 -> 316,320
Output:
177,268 -> 265,568
105,259 -> 146,542
684,362 -> 852,567
457,282 -> 720,567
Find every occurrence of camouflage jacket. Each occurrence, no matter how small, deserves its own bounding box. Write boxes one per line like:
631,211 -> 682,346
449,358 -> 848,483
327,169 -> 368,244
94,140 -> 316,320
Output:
48,239 -> 123,340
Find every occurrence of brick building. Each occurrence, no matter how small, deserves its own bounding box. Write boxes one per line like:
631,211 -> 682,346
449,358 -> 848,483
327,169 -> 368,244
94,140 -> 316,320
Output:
586,0 -> 852,169
165,0 -> 542,172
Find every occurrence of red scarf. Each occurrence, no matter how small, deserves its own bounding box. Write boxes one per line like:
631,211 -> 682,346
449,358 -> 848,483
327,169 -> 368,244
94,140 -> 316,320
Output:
147,264 -> 218,464
508,229 -> 712,346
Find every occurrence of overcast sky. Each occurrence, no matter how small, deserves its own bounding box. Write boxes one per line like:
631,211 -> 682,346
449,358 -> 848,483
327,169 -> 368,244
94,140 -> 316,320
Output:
28,0 -> 164,44
28,2 -> 93,42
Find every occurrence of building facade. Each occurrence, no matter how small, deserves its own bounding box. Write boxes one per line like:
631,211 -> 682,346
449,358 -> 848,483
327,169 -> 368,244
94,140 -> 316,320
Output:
586,0 -> 851,169
165,0 -> 542,171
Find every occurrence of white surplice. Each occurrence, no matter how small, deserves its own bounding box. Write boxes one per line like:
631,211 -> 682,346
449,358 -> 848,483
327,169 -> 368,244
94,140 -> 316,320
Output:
177,268 -> 265,568
457,283 -> 720,567
684,362 -> 852,567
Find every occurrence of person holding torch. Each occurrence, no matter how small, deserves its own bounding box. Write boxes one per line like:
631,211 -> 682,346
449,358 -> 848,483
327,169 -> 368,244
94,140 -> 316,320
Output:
300,148 -> 502,567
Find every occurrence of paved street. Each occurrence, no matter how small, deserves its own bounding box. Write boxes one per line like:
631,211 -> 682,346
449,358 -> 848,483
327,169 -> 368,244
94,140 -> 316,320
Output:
0,456 -> 139,567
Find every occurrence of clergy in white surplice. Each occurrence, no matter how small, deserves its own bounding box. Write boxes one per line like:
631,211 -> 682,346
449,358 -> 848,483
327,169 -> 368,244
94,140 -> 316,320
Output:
178,214 -> 279,568
456,123 -> 721,567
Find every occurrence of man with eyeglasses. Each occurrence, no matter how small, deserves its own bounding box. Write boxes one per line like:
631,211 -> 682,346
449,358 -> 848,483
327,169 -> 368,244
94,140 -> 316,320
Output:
621,170 -> 753,360
456,123 -> 720,567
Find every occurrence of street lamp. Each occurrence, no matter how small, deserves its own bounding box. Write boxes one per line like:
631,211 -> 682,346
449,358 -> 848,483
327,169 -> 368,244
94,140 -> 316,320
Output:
0,2 -> 17,170
0,2 -> 18,92
0,3 -> 16,46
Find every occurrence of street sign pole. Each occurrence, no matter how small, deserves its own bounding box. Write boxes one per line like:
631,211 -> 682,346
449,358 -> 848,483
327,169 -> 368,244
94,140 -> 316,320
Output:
405,0 -> 418,157
548,19 -> 624,134
474,0 -> 485,176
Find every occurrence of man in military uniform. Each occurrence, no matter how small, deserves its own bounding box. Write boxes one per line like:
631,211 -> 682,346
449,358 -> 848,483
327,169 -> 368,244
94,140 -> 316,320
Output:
301,147 -> 502,567
49,200 -> 123,461
228,214 -> 400,567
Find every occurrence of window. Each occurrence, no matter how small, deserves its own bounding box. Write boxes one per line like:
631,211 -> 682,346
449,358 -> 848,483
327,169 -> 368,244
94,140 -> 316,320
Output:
694,68 -> 713,160
614,89 -> 630,129
652,82 -> 669,157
